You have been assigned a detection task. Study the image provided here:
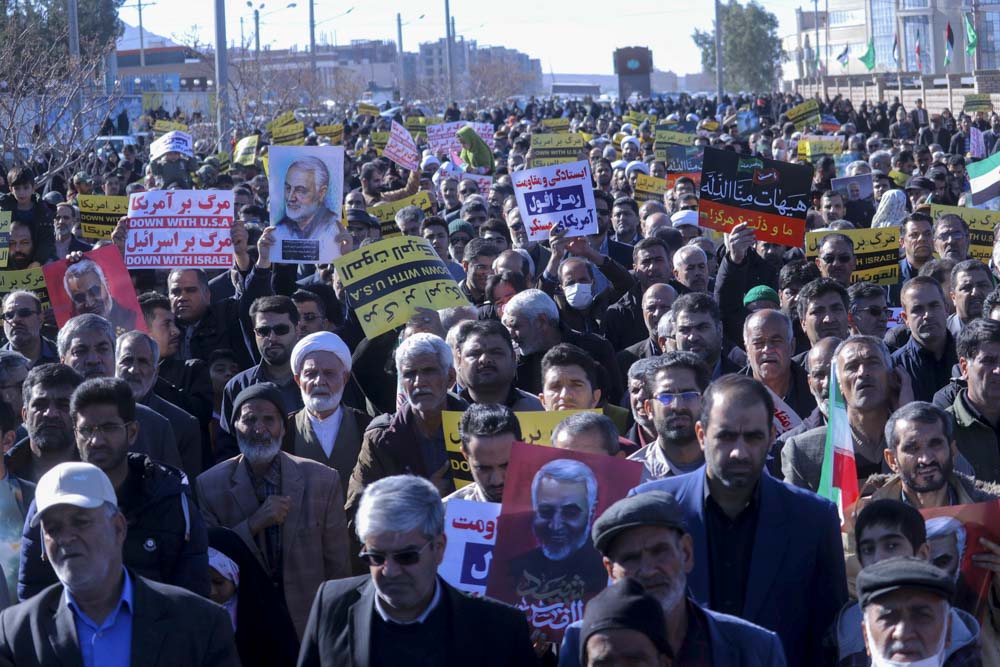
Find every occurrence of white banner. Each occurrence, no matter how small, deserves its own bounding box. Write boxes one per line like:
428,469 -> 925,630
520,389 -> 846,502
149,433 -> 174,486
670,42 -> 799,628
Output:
150,130 -> 194,160
383,121 -> 419,172
512,160 -> 597,242
125,190 -> 234,269
426,121 -> 495,155
439,499 -> 500,597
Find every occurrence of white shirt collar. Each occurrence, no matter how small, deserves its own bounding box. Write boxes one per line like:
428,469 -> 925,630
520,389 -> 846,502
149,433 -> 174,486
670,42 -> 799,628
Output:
307,406 -> 344,458
374,577 -> 442,625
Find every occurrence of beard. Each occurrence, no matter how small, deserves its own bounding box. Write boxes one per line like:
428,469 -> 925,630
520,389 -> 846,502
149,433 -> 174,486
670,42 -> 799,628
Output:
8,253 -> 30,270
29,422 -> 74,454
304,387 -> 343,415
285,198 -> 321,223
653,410 -> 697,446
237,433 -> 282,464
901,457 -> 953,493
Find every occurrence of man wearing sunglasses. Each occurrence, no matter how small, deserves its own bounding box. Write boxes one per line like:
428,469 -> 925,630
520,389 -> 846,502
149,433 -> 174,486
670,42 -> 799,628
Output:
299,475 -> 535,665
813,233 -> 856,287
847,281 -> 890,337
217,296 -> 303,461
0,291 -> 58,368
198,382 -> 349,638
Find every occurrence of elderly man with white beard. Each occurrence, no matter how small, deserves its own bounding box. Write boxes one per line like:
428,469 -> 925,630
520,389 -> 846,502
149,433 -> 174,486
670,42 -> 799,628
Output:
557,491 -> 787,667
196,383 -> 350,637
283,331 -> 371,490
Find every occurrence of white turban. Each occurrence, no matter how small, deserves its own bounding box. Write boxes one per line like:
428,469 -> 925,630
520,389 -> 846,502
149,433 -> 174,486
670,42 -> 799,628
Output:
621,135 -> 640,150
291,331 -> 352,376
208,547 -> 239,586
625,161 -> 649,176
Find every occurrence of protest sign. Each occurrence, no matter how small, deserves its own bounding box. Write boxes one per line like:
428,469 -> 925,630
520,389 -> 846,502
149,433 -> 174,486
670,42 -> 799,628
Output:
786,98 -> 821,130
698,147 -> 812,246
797,135 -> 843,164
662,145 -> 704,173
464,173 -> 494,197
921,501 -> 1000,622
214,151 -> 231,174
440,499 -> 501,596
152,119 -> 188,138
735,110 -> 760,136
665,172 -> 701,191
485,442 -> 642,642
632,173 -> 667,203
967,151 -> 1000,206
540,117 -> 570,132
78,195 -> 129,241
929,204 -> 999,262
530,133 -> 584,167
964,93 -> 994,114
369,190 -> 435,239
886,307 -> 903,331
654,125 -> 697,148
233,135 -> 258,166
332,236 -> 470,339
266,110 -> 296,131
426,122 -> 495,155
0,268 -> 48,309
42,245 -> 146,338
150,131 -> 193,160
125,189 -> 234,269
369,131 -> 389,155
356,102 -> 379,117
831,173 -> 875,202
970,126 -> 986,158
271,121 -> 306,146
0,212 -> 9,267
382,121 -> 420,172
623,111 -> 656,127
442,409 -> 601,488
313,124 -> 344,144
267,146 -> 346,264
404,115 -> 443,138
513,160 -> 597,243
805,227 -> 900,285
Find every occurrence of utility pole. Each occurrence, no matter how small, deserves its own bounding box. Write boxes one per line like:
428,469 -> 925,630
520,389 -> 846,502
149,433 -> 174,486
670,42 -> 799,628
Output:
444,0 -> 454,102
138,0 -> 146,67
214,0 -> 230,150
714,0 -> 723,100
67,0 -> 80,61
814,0 -> 820,81
396,13 -> 404,98
309,0 -> 317,93
254,7 -> 261,58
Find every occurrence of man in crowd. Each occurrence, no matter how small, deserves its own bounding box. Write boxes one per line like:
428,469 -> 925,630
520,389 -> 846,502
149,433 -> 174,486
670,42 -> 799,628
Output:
454,320 -> 542,410
934,213 -> 971,262
197,382 -> 350,637
946,259 -> 993,338
615,283 -> 676,374
893,276 -> 958,402
949,318 -> 1000,482
602,238 -> 675,350
813,233 -> 856,287
445,403 -> 520,504
1,291 -> 58,367
671,292 -> 742,379
742,309 -> 816,422
889,215 -> 935,306
847,281 -> 890,337
459,237 -> 499,307
631,374 -> 847,665
551,412 -> 621,456
794,278 -> 850,360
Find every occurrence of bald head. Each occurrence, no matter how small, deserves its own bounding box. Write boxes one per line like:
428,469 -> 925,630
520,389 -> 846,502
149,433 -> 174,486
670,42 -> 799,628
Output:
642,283 -> 677,337
643,212 -> 672,237
805,336 -> 841,409
807,336 -> 841,373
639,200 -> 667,221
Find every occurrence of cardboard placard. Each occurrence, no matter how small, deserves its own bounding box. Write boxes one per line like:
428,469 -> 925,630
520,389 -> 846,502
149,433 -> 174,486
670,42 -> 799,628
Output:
513,161 -> 597,242
369,190 -> 435,239
383,121 -> 420,172
125,190 -> 234,269
530,133 -> 584,167
805,227 -> 900,286
78,195 -> 129,241
786,98 -> 821,130
233,135 -> 258,166
440,499 -> 501,597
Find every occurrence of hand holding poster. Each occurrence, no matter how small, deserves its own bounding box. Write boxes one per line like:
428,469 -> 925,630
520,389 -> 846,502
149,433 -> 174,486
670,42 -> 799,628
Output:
78,195 -> 129,241
698,146 -> 812,246
332,236 -> 470,339
485,442 -> 642,642
125,190 -> 234,269
42,245 -> 146,338
267,145 -> 346,264
805,227 -> 900,285
383,121 -> 419,171
440,499 -> 501,597
513,160 -> 597,242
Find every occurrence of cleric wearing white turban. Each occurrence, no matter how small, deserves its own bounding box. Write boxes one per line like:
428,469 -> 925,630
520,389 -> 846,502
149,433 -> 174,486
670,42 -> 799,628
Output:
290,332 -> 355,461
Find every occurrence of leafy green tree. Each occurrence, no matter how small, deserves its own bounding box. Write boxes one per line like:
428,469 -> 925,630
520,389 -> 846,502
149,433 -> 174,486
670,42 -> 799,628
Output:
692,0 -> 785,92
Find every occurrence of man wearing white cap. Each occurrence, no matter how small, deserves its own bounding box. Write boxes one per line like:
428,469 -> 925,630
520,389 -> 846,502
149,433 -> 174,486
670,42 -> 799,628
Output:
0,462 -> 239,665
621,135 -> 641,162
670,210 -> 702,244
283,331 -> 372,485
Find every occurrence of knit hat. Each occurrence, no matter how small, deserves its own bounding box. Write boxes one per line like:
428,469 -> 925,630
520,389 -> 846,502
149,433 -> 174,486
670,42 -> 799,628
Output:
448,220 -> 475,238
230,382 -> 286,432
743,285 -> 780,308
580,578 -> 671,664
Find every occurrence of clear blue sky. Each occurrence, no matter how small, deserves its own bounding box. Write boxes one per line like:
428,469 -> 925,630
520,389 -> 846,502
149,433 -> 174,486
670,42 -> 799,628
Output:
121,0 -> 801,76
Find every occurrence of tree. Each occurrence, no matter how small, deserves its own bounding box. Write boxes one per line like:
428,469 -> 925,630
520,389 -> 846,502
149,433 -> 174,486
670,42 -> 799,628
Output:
467,60 -> 534,106
0,0 -> 124,63
692,0 -> 785,92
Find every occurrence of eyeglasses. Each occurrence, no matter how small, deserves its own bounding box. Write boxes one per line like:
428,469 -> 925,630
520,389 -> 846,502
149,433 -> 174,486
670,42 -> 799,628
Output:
653,391 -> 700,406
2,307 -> 38,321
254,323 -> 292,338
358,541 -> 432,567
853,305 -> 888,317
820,254 -> 853,265
75,422 -> 130,440
300,313 -> 322,322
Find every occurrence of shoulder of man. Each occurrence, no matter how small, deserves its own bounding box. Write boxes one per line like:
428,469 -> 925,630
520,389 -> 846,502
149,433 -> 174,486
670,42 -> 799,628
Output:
702,605 -> 784,651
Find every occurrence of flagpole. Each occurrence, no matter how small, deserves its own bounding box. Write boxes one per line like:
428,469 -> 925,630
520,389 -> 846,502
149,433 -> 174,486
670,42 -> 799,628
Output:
974,0 -> 980,71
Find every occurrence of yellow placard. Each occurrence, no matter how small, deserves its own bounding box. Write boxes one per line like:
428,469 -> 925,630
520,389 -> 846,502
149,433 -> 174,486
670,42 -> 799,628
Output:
266,111 -> 296,132
357,102 -> 380,117
314,124 -> 344,144
442,409 -> 600,488
540,117 -> 570,132
655,128 -> 698,147
0,212 -> 10,267
368,191 -> 435,238
78,195 -> 129,241
152,119 -> 188,137
0,268 -> 48,308
271,122 -> 305,145
786,99 -> 821,130
233,135 -> 258,166
929,204 -> 999,262
530,133 -> 584,166
332,236 -> 469,339
633,173 -> 667,202
370,131 -> 389,155
805,227 -> 900,286
624,111 -> 657,127
964,94 -> 994,114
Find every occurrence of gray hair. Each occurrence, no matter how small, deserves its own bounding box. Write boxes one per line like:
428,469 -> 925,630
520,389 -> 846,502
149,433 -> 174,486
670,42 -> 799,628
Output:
355,474 -> 444,542
2,290 -> 41,311
551,413 -> 620,455
884,401 -> 954,452
627,357 -> 657,384
287,156 -> 330,192
395,332 -> 453,375
925,516 -> 966,577
116,330 -> 160,366
530,458 -> 599,519
833,335 -> 891,372
394,205 -> 425,227
869,150 -> 892,172
743,308 -> 794,346
438,305 -> 478,332
672,245 -> 706,267
63,259 -> 107,300
0,350 -> 29,383
656,310 -> 676,340
846,160 -> 872,176
57,314 -> 114,357
503,288 -> 559,324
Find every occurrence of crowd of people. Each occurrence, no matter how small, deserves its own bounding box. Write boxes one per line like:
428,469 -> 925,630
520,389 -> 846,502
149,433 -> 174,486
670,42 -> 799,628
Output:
0,88 -> 992,666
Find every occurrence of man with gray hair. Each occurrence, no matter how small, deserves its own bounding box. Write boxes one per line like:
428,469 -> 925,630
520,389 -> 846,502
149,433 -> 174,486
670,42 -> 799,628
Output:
115,330 -> 203,481
394,204 -> 425,237
0,350 -> 29,432
298,475 -> 536,665
275,156 -> 337,241
63,258 -> 137,338
551,412 -> 620,456
347,333 -> 469,521
1,291 -> 57,367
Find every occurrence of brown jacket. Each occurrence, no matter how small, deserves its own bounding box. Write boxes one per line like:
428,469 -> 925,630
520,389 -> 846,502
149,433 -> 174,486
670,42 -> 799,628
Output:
195,451 -> 350,638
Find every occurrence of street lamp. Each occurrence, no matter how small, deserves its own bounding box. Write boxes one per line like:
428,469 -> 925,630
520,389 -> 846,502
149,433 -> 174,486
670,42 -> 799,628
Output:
247,1 -> 297,58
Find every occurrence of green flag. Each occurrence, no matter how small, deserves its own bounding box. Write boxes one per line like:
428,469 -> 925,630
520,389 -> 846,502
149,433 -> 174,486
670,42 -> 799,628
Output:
858,39 -> 876,71
965,13 -> 978,55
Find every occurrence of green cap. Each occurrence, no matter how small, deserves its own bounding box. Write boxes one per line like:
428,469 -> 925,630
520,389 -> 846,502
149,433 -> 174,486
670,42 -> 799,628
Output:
743,285 -> 780,307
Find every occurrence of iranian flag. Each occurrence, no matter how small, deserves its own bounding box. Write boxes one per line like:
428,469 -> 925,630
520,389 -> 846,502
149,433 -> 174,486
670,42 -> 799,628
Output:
817,359 -> 858,524
968,151 -> 1000,205
945,22 -> 954,66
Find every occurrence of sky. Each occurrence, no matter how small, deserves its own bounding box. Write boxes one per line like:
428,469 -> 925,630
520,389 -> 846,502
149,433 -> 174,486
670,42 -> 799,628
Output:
119,0 -> 803,76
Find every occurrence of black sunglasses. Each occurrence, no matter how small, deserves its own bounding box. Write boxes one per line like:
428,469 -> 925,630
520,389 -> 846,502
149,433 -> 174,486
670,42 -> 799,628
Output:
358,542 -> 431,567
2,307 -> 38,321
254,323 -> 292,338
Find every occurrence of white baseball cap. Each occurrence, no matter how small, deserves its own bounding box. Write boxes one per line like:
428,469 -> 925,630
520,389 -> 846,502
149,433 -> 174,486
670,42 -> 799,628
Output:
32,462 -> 117,527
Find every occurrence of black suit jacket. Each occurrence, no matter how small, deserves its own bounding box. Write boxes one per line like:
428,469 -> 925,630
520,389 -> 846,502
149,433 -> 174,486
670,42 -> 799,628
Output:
0,572 -> 239,667
296,575 -> 537,667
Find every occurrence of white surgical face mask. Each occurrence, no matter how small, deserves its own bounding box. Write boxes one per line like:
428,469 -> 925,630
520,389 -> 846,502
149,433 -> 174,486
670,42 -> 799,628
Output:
563,282 -> 593,310
865,621 -> 947,667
